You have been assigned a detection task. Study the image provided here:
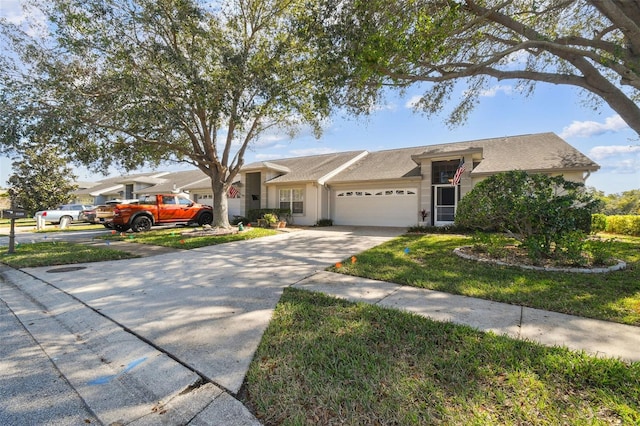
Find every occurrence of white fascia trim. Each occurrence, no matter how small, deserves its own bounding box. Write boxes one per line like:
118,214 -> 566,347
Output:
89,184 -> 124,197
317,151 -> 369,185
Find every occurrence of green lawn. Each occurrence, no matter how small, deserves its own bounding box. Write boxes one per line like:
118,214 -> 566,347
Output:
0,227 -> 279,268
328,233 -> 640,326
0,241 -> 138,268
100,226 -> 278,249
0,218 -> 105,234
243,288 -> 640,425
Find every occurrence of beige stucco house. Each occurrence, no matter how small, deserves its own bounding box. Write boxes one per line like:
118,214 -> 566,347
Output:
73,132 -> 599,227
237,133 -> 599,227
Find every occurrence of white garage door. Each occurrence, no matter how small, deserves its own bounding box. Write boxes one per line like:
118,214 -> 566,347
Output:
334,188 -> 418,227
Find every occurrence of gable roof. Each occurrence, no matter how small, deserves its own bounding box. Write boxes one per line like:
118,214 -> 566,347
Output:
412,133 -> 600,175
243,151 -> 368,184
327,132 -> 598,183
327,146 -> 425,183
141,169 -> 210,193
72,171 -> 186,197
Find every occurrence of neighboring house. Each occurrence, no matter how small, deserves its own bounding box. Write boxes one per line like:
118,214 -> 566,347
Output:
73,172 -> 171,204
237,133 -> 600,227
71,169 -> 244,219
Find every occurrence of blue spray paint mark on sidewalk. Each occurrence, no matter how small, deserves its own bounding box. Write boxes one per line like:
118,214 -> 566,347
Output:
88,356 -> 148,385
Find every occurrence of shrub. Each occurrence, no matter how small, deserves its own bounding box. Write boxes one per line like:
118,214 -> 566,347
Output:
247,208 -> 291,223
407,224 -> 467,234
455,171 -> 600,261
584,238 -> 615,265
591,214 -> 607,233
316,218 -> 333,227
555,230 -> 588,266
262,213 -> 278,224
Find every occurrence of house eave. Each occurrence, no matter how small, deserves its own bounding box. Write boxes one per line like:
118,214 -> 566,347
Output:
89,184 -> 124,197
470,165 -> 601,177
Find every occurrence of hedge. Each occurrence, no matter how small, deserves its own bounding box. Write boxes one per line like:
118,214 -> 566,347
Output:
592,214 -> 640,236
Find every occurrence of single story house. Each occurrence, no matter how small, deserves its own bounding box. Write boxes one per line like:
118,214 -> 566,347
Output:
72,170 -> 244,218
73,172 -> 172,204
72,132 -> 599,227
238,133 -> 600,227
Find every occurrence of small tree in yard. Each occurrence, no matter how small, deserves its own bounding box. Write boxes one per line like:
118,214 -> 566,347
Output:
455,171 -> 600,263
8,144 -> 78,215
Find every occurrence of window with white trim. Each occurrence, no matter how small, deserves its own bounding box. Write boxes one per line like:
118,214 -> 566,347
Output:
279,188 -> 304,214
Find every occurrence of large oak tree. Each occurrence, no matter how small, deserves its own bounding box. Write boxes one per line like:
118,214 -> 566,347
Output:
0,0 -> 332,228
307,0 -> 640,136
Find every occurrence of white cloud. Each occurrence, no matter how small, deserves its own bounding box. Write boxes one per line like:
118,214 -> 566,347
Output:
405,95 -> 423,109
560,115 -> 629,138
478,85 -> 513,97
588,145 -> 640,160
367,100 -> 397,113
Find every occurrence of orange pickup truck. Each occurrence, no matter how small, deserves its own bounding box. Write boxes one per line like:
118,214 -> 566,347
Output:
111,194 -> 213,232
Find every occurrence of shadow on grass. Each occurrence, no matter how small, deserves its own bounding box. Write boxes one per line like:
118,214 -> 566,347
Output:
243,288 -> 640,425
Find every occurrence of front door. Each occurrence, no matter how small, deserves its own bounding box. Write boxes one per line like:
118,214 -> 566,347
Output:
434,185 -> 457,226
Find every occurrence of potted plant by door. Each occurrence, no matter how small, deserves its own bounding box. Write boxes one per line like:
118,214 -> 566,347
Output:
418,209 -> 429,227
263,213 -> 278,228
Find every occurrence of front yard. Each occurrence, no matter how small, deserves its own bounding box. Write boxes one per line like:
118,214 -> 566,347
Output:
329,233 -> 640,326
241,232 -> 639,425
2,228 -> 639,424
243,288 -> 640,425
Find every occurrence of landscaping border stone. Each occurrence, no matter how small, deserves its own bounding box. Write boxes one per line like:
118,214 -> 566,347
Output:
453,246 -> 627,273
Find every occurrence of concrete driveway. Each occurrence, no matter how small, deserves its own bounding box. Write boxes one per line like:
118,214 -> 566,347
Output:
10,227 -> 403,394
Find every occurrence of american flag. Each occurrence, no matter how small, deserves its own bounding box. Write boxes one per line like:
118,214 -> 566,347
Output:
228,185 -> 239,198
452,159 -> 465,186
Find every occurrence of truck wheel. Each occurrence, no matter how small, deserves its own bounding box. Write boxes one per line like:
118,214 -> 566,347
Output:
114,224 -> 130,232
131,215 -> 152,232
197,212 -> 213,226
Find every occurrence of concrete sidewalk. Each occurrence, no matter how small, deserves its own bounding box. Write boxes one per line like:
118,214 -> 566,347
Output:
293,271 -> 640,363
0,265 -> 260,426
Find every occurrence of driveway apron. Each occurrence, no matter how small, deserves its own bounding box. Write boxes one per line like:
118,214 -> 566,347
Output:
16,227 -> 403,394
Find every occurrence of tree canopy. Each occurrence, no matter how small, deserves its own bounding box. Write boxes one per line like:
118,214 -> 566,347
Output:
8,144 -> 78,215
0,0 -> 333,227
307,0 -> 640,136
593,188 -> 640,215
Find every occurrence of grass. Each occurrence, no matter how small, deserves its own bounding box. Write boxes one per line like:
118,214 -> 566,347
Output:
0,241 -> 138,268
242,288 -> 640,425
0,227 -> 279,267
329,233 -> 640,326
0,218 -> 105,234
100,226 -> 278,249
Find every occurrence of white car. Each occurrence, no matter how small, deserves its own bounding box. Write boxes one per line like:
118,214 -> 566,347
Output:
34,204 -> 95,224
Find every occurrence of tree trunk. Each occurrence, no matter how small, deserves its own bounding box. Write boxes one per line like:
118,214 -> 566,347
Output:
210,178 -> 231,229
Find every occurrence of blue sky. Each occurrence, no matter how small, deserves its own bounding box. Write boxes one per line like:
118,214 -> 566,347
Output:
2,1 -> 639,195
